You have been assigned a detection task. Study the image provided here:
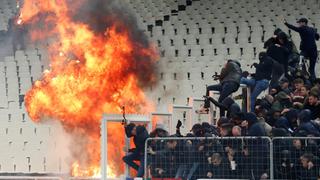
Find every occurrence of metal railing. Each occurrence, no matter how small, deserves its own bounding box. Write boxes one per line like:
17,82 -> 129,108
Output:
144,137 -> 272,180
144,136 -> 320,180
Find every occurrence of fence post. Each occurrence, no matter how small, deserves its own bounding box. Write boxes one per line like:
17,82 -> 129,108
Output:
270,137 -> 274,180
144,138 -> 150,179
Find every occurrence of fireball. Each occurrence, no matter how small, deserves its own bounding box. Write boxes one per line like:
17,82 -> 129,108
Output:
20,0 -> 157,177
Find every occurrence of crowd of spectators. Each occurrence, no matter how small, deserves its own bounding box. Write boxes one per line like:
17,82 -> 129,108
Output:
124,18 -> 320,180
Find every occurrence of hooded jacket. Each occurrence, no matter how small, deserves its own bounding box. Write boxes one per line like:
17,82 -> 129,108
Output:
220,60 -> 242,85
297,109 -> 320,136
244,112 -> 267,136
253,54 -> 273,81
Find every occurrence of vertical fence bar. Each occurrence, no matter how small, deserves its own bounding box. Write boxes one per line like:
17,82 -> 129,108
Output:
101,118 -> 107,180
269,138 -> 274,179
144,138 -> 150,179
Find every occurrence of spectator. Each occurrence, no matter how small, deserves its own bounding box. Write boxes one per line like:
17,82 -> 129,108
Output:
284,18 -> 320,81
240,52 -> 272,112
267,32 -> 290,79
298,153 -> 318,179
123,123 -> 149,177
296,109 -> 320,136
303,94 -> 320,120
206,153 -> 230,178
264,28 -> 283,49
197,60 -> 242,116
278,77 -> 292,95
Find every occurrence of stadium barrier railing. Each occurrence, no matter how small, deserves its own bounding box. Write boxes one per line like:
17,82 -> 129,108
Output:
272,137 -> 320,180
144,137 -> 272,180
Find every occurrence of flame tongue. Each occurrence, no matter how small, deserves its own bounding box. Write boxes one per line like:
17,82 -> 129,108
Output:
21,0 -> 157,177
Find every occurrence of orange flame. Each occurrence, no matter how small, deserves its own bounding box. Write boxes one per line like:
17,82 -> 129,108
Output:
21,0 -> 157,177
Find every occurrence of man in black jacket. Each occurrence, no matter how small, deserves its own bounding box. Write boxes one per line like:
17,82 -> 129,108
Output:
197,60 -> 242,116
240,52 -> 273,112
123,123 -> 149,177
284,18 -> 320,81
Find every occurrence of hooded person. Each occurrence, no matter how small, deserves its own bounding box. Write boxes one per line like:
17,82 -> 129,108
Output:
123,123 -> 149,177
296,109 -> 320,136
197,59 -> 242,116
264,28 -> 283,49
240,52 -> 272,112
271,91 -> 293,113
243,112 -> 267,136
275,117 -> 294,134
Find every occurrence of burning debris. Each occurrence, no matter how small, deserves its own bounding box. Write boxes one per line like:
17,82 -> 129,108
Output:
20,0 -> 158,177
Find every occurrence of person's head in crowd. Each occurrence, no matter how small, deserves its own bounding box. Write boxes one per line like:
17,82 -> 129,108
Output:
232,126 -> 242,136
297,17 -> 308,27
166,138 -> 178,150
280,150 -> 291,163
293,139 -> 304,151
220,123 -> 233,137
258,52 -> 267,61
300,86 -> 309,96
211,153 -> 222,166
279,78 -> 290,91
243,112 -> 258,128
310,86 -> 320,97
293,78 -> 304,90
307,94 -> 319,106
298,109 -> 312,124
125,123 -> 136,137
230,112 -> 243,126
255,105 -> 268,118
191,123 -> 205,137
273,28 -> 283,37
300,153 -> 315,169
285,109 -> 299,128
202,122 -> 219,136
277,32 -> 289,45
275,91 -> 292,104
150,123 -> 169,137
313,78 -> 320,87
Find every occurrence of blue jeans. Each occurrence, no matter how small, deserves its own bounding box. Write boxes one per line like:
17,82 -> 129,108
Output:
122,152 -> 145,177
240,78 -> 269,112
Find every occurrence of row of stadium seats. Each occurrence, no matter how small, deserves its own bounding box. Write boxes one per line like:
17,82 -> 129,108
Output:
0,46 -> 69,173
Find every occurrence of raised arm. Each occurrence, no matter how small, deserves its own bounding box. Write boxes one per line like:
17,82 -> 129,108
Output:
284,22 -> 301,32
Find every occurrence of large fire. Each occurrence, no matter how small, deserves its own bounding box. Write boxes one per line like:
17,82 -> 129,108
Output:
20,0 -> 157,177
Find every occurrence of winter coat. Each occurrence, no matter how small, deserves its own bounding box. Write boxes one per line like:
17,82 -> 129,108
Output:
220,60 -> 242,85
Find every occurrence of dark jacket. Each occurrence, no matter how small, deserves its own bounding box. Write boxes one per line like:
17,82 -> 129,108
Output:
303,103 -> 320,120
253,55 -> 273,80
267,44 -> 289,75
220,60 -> 242,85
130,126 -> 149,155
285,22 -> 319,55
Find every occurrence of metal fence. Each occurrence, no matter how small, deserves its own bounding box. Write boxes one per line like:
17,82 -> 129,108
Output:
144,137 -> 272,180
144,137 -> 320,180
272,137 -> 320,180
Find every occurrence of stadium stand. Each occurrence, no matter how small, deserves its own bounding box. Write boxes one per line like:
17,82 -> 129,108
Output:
0,0 -> 320,178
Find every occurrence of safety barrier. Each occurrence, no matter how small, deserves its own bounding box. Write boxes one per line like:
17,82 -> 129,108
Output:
144,137 -> 320,180
144,137 -> 272,180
